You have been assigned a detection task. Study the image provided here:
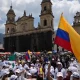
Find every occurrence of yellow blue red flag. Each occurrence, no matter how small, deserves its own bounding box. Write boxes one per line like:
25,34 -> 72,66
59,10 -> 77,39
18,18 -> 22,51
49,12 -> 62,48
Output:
54,13 -> 80,62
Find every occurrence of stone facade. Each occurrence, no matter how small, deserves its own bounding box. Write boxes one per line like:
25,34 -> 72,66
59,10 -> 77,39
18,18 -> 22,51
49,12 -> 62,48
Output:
4,0 -> 54,52
73,12 -> 80,34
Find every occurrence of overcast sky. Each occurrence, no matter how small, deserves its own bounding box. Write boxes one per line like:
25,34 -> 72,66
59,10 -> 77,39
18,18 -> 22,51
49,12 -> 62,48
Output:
0,0 -> 80,34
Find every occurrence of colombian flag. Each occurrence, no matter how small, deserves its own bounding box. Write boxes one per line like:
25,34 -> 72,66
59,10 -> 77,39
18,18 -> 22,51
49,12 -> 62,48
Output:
25,52 -> 30,60
54,13 -> 80,62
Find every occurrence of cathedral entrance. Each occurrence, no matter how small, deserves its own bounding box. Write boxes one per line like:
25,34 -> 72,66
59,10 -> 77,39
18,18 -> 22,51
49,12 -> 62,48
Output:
31,34 -> 38,52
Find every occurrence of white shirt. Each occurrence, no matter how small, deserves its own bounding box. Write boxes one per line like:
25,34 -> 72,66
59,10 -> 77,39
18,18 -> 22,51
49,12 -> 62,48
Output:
55,68 -> 66,79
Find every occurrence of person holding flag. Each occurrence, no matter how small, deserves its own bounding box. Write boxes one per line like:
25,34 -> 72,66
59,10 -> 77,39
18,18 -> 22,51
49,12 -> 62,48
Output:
25,51 -> 30,61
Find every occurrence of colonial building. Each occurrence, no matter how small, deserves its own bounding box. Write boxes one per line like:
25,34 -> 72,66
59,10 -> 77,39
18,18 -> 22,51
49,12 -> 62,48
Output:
73,12 -> 80,34
4,0 -> 54,52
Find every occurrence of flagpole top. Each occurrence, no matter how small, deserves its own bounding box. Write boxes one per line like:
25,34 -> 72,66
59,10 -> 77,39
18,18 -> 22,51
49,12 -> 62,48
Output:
61,12 -> 63,16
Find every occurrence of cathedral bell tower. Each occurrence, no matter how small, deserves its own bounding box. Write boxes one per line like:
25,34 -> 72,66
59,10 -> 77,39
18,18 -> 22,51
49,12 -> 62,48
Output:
5,5 -> 16,34
4,5 -> 16,52
40,0 -> 54,29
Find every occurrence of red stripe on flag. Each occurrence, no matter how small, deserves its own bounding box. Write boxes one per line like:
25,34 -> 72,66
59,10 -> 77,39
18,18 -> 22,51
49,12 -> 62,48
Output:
54,36 -> 72,52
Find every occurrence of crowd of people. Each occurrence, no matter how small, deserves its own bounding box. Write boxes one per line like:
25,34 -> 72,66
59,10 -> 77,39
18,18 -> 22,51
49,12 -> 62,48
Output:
0,52 -> 80,80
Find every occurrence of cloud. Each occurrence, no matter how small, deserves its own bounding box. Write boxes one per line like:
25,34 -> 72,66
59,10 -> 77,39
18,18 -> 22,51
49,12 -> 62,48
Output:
52,0 -> 80,30
0,0 -> 80,33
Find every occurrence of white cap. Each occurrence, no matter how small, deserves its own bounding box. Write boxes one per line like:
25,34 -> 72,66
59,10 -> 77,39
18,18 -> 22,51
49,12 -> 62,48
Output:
72,72 -> 80,79
68,66 -> 78,73
47,61 -> 50,64
31,64 -> 34,66
27,72 -> 32,76
52,58 -> 54,60
15,69 -> 21,73
46,61 -> 50,64
57,62 -> 62,65
71,58 -> 74,60
57,72 -> 63,77
37,59 -> 39,62
10,75 -> 17,79
57,58 -> 60,61
28,60 -> 30,62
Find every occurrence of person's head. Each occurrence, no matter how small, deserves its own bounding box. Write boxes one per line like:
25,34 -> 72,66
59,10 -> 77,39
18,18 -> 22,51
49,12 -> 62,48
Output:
57,62 -> 62,69
15,69 -> 21,77
52,58 -> 55,61
57,72 -> 63,80
36,59 -> 39,63
27,73 -> 32,79
67,69 -> 72,77
31,64 -> 35,68
72,72 -> 80,80
71,58 -> 74,62
8,69 -> 15,77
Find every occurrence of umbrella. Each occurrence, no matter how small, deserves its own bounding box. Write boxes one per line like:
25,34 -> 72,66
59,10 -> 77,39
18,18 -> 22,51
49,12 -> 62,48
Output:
48,51 -> 52,54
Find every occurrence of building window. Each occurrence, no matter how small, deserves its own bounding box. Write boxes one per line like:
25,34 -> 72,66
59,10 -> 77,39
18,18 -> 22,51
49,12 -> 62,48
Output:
44,6 -> 47,11
44,20 -> 47,26
7,28 -> 9,33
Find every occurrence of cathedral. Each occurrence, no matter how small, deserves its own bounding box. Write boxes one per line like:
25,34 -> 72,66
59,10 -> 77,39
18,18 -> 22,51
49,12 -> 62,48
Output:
4,0 -> 54,52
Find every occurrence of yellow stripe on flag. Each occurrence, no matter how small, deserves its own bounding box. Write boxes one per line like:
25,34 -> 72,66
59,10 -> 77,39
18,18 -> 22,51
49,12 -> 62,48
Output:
58,14 -> 80,62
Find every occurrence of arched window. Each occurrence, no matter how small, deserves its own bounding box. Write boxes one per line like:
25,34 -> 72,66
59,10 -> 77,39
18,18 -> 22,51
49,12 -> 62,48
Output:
7,28 -> 9,33
44,6 -> 47,11
44,20 -> 47,26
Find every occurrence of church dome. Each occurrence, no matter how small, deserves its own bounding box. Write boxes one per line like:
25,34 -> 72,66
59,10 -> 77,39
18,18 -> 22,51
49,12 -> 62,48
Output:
7,6 -> 15,15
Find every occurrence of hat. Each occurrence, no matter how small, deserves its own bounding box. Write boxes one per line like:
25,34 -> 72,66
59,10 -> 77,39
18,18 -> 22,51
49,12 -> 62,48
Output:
27,60 -> 30,62
57,58 -> 60,61
10,75 -> 17,80
27,72 -> 32,76
72,72 -> 80,79
57,62 -> 62,65
46,61 -> 50,64
57,72 -> 63,77
68,66 -> 78,73
47,61 -> 50,64
37,59 -> 39,62
52,58 -> 54,60
15,69 -> 21,73
71,58 -> 74,61
31,64 -> 34,66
